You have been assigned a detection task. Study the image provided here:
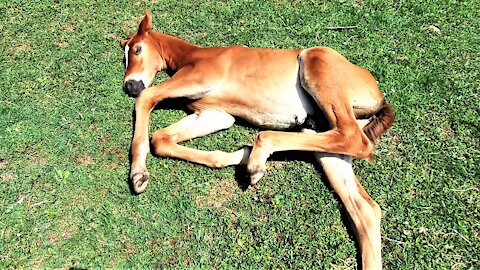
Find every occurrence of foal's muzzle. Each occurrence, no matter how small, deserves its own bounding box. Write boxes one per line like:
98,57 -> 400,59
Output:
124,80 -> 145,97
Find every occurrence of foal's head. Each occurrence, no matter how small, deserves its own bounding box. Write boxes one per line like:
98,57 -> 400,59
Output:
120,11 -> 165,97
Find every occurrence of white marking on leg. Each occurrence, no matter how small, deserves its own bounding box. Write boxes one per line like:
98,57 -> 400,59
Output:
124,45 -> 130,69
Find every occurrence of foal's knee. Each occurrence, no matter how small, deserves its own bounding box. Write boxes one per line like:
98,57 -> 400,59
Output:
151,132 -> 175,157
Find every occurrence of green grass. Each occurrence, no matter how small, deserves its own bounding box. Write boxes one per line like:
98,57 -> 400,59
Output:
1,0 -> 479,269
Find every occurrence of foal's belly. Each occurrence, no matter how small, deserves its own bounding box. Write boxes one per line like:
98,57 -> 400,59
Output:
193,84 -> 318,130
238,109 -> 309,130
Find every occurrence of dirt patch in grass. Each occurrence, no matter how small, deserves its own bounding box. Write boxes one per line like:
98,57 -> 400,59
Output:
47,230 -> 60,245
8,43 -> 32,57
121,234 -> 137,258
0,159 -> 16,182
55,40 -> 69,48
61,22 -> 76,33
1,171 -> 17,182
75,154 -> 95,166
32,260 -> 43,268
438,125 -> 457,139
22,145 -> 49,168
195,179 -> 238,208
58,215 -> 78,241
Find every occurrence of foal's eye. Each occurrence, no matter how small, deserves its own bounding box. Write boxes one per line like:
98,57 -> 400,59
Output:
134,46 -> 142,55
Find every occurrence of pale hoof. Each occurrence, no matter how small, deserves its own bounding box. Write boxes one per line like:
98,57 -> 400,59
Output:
249,169 -> 265,186
131,171 -> 149,194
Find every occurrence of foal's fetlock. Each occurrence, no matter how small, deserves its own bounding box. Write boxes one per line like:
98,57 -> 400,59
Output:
131,170 -> 149,194
249,169 -> 266,186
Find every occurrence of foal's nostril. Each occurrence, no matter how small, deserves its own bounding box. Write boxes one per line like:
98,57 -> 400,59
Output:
124,81 -> 133,93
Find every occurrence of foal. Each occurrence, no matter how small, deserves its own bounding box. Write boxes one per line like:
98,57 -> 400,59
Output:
121,11 -> 394,269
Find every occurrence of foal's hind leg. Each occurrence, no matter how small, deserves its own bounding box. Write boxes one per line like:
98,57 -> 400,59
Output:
247,47 -> 379,184
151,110 -> 250,168
313,152 -> 382,270
303,125 -> 382,269
247,126 -> 373,184
247,103 -> 373,184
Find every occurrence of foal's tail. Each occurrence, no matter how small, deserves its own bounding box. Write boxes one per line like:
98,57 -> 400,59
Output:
363,100 -> 395,143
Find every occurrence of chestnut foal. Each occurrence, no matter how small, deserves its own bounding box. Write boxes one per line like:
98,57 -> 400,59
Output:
121,11 -> 394,269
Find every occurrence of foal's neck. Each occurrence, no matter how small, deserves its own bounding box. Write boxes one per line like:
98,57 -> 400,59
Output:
150,32 -> 200,73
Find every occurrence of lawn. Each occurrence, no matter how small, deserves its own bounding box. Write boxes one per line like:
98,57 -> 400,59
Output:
1,0 -> 479,269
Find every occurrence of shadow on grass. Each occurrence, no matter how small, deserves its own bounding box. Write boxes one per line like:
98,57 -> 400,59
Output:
239,150 -> 362,267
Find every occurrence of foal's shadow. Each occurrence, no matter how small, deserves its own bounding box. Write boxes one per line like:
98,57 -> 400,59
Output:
232,150 -> 318,191
233,149 -> 362,267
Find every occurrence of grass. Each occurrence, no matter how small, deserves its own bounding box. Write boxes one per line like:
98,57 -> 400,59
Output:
1,0 -> 479,269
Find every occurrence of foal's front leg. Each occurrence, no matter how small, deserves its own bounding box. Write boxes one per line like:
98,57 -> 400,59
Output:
129,69 -> 217,193
132,110 -> 250,193
129,88 -> 166,193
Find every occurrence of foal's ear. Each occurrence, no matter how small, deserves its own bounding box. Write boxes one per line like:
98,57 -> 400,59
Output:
138,10 -> 153,34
